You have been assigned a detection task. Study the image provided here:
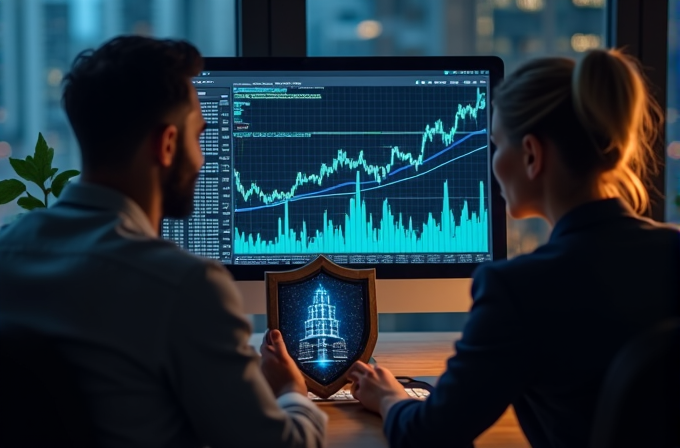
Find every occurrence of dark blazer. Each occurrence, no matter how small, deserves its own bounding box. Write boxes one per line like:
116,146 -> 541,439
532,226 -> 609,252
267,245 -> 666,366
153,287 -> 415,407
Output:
0,183 -> 328,448
384,199 -> 680,448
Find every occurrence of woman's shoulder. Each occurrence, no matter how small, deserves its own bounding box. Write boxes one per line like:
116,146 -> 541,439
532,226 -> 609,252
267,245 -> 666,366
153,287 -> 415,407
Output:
473,242 -> 563,278
634,216 -> 680,235
472,219 -> 679,294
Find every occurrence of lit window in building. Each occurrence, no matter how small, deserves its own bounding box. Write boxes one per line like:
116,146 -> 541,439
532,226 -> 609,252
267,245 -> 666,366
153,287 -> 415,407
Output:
669,141 -> 680,161
516,0 -> 544,12
47,68 -> 63,87
356,20 -> 382,40
477,17 -> 494,36
572,0 -> 605,7
571,33 -> 601,52
0,142 -> 12,159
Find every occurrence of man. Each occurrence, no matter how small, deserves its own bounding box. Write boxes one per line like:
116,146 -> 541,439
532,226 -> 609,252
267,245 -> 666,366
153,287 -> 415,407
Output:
0,36 -> 326,448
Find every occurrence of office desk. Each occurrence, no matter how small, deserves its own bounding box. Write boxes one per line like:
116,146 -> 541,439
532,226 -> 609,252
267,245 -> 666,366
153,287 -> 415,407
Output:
252,332 -> 530,448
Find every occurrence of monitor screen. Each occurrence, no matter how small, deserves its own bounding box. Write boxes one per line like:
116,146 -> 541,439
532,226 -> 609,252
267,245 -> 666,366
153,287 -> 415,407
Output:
161,57 -> 506,280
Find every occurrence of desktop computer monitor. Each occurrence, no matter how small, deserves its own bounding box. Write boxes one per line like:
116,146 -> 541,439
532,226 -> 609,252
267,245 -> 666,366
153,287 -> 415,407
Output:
162,56 -> 506,281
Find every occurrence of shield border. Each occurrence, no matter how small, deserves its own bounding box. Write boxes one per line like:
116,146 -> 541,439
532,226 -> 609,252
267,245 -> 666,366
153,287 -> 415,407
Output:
266,255 -> 377,399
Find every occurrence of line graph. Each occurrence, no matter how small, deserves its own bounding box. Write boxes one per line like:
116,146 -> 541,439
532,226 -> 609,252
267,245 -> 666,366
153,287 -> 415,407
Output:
236,143 -> 488,212
234,87 -> 486,205
232,84 -> 491,256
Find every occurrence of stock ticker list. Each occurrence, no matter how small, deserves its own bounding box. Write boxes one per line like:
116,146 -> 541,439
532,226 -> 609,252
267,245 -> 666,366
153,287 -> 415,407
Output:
161,93 -> 233,261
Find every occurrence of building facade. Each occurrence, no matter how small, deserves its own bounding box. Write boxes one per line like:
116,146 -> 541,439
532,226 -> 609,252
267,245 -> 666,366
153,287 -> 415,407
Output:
298,285 -> 348,364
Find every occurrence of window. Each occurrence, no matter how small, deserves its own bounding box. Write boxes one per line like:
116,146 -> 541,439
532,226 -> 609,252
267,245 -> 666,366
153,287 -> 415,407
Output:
0,0 -> 236,225
667,0 -> 680,225
307,0 -> 607,257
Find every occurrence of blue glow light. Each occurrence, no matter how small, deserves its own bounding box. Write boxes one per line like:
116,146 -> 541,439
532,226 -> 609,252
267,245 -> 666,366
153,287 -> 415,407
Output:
278,272 -> 367,385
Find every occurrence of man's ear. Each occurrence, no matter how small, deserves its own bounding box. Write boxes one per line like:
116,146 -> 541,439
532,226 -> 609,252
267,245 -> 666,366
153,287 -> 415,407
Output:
156,124 -> 179,168
521,134 -> 544,181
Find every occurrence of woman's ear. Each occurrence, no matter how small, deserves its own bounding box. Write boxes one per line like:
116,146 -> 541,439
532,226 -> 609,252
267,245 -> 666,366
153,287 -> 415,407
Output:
521,134 -> 544,181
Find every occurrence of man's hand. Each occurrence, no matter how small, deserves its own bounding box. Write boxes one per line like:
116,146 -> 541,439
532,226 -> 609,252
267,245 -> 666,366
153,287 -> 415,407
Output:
347,361 -> 410,418
260,329 -> 308,397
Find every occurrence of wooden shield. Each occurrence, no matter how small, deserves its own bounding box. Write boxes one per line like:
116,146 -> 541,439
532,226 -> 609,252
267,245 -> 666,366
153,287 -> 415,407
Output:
266,255 -> 377,399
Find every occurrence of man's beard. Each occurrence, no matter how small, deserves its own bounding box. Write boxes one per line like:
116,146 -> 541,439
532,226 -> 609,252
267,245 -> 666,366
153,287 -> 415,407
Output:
162,137 -> 199,219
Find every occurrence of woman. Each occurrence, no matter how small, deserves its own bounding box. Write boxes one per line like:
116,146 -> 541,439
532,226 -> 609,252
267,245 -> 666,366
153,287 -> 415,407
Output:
347,48 -> 680,448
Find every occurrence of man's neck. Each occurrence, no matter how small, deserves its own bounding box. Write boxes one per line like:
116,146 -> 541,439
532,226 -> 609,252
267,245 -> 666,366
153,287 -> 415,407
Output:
80,171 -> 163,234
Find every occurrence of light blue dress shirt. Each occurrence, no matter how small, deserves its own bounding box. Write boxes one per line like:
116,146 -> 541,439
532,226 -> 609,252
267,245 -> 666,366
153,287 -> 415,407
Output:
0,182 -> 327,448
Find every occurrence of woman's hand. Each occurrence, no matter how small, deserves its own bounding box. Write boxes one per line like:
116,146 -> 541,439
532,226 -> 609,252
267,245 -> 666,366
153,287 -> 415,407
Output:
347,360 -> 410,418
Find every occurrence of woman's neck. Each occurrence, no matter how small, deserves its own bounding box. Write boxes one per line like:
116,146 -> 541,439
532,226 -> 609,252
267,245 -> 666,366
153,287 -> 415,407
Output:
541,182 -> 607,226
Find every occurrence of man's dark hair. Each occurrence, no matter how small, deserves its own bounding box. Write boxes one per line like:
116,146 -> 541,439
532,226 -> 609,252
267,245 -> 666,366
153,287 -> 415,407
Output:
62,35 -> 203,170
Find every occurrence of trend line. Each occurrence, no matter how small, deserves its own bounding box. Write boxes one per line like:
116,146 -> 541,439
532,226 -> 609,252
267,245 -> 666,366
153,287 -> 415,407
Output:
234,87 -> 486,205
235,144 -> 488,213
387,129 -> 484,177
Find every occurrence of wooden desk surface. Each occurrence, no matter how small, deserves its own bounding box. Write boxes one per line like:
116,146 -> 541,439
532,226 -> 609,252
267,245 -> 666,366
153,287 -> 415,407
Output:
252,332 -> 530,448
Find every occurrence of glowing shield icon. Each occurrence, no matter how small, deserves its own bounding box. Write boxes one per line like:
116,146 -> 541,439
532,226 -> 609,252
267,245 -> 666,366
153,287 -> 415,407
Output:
266,255 -> 377,398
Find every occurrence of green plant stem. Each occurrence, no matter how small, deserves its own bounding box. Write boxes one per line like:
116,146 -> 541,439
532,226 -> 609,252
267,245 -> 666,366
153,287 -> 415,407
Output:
43,188 -> 49,207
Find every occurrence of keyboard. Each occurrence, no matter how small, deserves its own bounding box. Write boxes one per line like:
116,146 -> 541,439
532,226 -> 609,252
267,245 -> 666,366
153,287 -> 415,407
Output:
308,387 -> 430,401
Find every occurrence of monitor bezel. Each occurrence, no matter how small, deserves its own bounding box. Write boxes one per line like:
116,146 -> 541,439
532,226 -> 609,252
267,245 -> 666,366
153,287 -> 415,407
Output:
201,56 -> 507,280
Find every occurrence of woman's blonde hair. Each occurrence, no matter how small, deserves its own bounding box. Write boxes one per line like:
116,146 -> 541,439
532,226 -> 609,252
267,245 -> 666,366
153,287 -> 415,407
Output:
493,48 -> 663,214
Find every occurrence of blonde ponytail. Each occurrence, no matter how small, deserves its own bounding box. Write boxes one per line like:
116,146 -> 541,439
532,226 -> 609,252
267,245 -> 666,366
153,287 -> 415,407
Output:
493,48 -> 663,215
572,48 -> 663,214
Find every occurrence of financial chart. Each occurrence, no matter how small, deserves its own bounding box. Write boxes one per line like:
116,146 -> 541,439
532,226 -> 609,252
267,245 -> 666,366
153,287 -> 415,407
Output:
161,68 -> 495,268
231,84 -> 490,263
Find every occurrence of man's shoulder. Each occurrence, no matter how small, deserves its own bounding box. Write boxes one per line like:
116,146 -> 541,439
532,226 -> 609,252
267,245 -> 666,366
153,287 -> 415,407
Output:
113,237 -> 230,289
0,209 -> 228,290
0,209 -> 56,252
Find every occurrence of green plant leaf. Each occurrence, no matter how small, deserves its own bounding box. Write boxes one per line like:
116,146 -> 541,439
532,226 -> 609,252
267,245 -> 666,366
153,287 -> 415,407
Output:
675,194 -> 680,208
49,167 -> 59,179
8,158 -> 41,185
17,192 -> 46,210
33,133 -> 54,185
51,169 -> 80,198
0,179 -> 27,204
